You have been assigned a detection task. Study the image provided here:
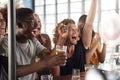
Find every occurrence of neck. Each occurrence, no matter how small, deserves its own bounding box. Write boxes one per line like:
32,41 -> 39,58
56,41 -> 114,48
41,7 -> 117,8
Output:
16,34 -> 27,43
67,45 -> 75,58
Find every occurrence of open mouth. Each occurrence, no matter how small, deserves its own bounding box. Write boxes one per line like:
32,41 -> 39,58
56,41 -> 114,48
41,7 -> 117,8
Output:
72,36 -> 77,39
72,35 -> 77,40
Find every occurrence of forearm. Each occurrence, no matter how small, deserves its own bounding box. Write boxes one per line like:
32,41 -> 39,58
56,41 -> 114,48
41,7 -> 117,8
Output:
99,43 -> 106,63
50,66 -> 60,76
82,24 -> 92,49
17,60 -> 47,77
82,0 -> 97,49
53,75 -> 72,80
86,41 -> 99,63
86,0 -> 96,24
56,36 -> 66,46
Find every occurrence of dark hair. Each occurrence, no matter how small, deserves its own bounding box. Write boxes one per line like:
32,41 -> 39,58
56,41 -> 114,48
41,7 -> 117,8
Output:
79,15 -> 95,38
92,30 -> 95,38
16,8 -> 34,23
78,14 -> 87,24
78,15 -> 87,35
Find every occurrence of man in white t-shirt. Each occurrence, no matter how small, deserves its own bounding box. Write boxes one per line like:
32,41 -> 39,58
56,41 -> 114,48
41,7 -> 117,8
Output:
0,8 -> 66,80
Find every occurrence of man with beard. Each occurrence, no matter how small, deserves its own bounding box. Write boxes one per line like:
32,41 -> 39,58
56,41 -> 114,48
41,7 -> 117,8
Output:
0,8 -> 66,80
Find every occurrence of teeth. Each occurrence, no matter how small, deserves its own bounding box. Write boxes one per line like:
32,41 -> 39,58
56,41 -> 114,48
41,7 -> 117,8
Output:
72,37 -> 76,39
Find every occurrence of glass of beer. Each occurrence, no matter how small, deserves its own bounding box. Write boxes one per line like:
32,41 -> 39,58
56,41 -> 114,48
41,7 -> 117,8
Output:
55,45 -> 67,66
41,74 -> 53,80
72,69 -> 80,80
84,64 -> 95,72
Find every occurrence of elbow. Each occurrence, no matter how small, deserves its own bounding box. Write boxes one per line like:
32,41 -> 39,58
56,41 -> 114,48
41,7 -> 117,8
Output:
84,42 -> 90,50
100,60 -> 104,63
99,58 -> 105,63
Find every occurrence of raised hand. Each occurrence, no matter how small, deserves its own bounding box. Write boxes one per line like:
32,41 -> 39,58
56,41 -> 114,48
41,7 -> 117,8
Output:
58,23 -> 68,38
56,23 -> 68,46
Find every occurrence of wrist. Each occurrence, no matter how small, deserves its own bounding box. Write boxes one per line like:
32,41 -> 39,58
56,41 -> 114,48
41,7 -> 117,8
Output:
57,36 -> 66,46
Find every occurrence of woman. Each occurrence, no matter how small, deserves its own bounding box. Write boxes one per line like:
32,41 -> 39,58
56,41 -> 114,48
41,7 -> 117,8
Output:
33,13 -> 51,50
52,18 -> 79,76
75,0 -> 97,72
51,1 -> 97,79
86,29 -> 106,67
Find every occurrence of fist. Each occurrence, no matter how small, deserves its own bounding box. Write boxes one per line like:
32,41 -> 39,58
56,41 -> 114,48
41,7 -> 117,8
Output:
46,53 -> 67,68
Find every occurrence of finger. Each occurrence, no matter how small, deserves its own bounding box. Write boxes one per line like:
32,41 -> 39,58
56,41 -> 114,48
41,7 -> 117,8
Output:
57,57 -> 66,65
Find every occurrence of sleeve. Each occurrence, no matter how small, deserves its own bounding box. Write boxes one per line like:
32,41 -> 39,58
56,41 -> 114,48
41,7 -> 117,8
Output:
0,35 -> 8,57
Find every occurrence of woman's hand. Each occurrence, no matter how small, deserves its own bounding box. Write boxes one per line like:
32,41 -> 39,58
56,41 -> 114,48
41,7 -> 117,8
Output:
58,23 -> 68,38
56,23 -> 68,46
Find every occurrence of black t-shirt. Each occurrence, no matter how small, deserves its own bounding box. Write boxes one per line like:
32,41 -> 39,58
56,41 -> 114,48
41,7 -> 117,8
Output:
60,39 -> 87,76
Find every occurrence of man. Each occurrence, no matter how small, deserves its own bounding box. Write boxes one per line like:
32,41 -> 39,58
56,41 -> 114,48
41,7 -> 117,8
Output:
0,8 -> 66,80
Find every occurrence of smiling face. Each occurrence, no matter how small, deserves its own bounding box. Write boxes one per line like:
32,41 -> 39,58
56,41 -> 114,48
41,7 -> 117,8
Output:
66,23 -> 78,45
22,14 -> 41,40
32,14 -> 42,37
53,19 -> 78,46
16,12 -> 39,40
16,8 -> 42,42
0,12 -> 6,35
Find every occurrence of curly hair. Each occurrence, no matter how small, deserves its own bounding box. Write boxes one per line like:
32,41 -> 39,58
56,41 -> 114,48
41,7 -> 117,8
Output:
16,8 -> 34,23
53,18 -> 75,44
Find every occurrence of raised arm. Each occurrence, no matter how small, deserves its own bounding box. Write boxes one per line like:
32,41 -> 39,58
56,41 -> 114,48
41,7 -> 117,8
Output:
82,0 -> 97,49
86,33 -> 100,64
86,33 -> 106,64
98,43 -> 106,63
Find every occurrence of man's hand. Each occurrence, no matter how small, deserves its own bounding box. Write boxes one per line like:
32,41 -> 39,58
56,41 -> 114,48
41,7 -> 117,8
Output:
45,52 -> 66,68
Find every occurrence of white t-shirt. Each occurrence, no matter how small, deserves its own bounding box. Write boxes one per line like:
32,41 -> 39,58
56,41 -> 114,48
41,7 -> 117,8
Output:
0,35 -> 45,80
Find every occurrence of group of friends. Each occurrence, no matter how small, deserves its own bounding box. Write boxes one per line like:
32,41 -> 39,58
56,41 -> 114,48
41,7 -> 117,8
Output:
0,0 -> 107,80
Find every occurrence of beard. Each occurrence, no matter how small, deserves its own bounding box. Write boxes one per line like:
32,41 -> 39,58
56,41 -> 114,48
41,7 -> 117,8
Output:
25,32 -> 35,40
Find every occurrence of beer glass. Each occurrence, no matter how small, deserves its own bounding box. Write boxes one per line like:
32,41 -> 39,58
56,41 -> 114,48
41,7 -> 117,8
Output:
72,69 -> 80,80
41,74 -> 53,80
55,45 -> 67,66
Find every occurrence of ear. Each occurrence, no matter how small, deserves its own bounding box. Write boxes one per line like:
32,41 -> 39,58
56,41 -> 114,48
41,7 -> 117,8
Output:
17,23 -> 27,30
17,23 -> 23,28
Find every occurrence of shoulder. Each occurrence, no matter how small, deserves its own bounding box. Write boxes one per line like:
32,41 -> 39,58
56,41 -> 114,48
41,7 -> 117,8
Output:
32,38 -> 45,47
31,37 -> 41,45
41,34 -> 50,39
41,34 -> 49,37
1,35 -> 8,43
